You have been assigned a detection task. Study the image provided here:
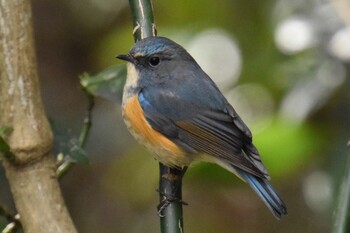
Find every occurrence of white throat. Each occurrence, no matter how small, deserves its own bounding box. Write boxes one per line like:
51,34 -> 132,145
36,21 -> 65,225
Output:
122,62 -> 140,105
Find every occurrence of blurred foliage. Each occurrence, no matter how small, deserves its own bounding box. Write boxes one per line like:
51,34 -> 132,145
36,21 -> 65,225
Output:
80,65 -> 126,103
0,205 -> 21,233
103,146 -> 158,207
51,119 -> 89,165
0,127 -> 12,138
254,117 -> 326,177
0,127 -> 16,164
0,127 -> 12,154
0,0 -> 349,232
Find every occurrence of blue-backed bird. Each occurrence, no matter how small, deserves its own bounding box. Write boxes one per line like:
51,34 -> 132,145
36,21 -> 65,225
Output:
117,36 -> 287,219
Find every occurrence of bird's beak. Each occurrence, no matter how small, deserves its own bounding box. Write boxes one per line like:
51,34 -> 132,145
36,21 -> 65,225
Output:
116,53 -> 135,63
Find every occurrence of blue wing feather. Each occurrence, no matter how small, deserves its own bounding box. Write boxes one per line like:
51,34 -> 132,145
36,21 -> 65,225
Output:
237,168 -> 287,219
139,87 -> 269,178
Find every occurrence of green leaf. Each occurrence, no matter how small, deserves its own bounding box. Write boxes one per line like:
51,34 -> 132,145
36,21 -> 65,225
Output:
0,126 -> 12,152
0,137 -> 10,154
0,126 -> 17,164
50,119 -> 89,165
0,127 -> 13,138
80,65 -> 126,104
64,138 -> 89,165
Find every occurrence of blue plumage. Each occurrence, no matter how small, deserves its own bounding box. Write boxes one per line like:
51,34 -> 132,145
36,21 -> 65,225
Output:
131,37 -> 172,57
236,169 -> 287,218
118,36 -> 287,219
138,92 -> 151,108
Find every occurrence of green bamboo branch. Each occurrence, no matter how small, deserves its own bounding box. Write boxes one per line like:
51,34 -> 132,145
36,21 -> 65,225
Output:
332,147 -> 350,233
158,165 -> 185,233
127,0 -> 185,232
129,0 -> 156,40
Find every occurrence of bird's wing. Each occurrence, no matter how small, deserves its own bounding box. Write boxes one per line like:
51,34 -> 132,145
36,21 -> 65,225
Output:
139,80 -> 269,178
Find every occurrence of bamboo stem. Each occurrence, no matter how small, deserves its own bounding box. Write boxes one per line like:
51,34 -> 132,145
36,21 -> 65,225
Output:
127,1 -> 185,232
0,0 -> 77,232
332,149 -> 350,233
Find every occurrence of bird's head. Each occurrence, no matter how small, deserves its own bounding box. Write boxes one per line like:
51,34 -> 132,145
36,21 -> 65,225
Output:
117,36 -> 196,76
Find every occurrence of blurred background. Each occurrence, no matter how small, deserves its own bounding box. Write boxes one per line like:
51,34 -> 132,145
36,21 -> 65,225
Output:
1,0 -> 350,232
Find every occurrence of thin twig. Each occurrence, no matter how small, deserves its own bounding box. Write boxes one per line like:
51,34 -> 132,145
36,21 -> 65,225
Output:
56,90 -> 95,178
0,206 -> 21,233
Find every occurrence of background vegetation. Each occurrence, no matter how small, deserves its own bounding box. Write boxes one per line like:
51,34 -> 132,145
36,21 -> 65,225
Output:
1,0 -> 349,232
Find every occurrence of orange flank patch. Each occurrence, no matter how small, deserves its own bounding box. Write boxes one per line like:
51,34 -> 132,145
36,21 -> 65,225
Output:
123,95 -> 190,167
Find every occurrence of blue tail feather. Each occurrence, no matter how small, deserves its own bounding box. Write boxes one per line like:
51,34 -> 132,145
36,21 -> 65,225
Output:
237,169 -> 287,219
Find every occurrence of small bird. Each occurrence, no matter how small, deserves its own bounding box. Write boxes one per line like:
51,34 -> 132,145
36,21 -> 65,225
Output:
117,36 -> 287,219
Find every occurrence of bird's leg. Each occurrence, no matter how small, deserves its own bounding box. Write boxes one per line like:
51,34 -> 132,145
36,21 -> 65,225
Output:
157,166 -> 188,217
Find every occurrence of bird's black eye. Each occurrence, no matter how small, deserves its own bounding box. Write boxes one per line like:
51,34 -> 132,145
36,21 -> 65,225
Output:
149,56 -> 160,67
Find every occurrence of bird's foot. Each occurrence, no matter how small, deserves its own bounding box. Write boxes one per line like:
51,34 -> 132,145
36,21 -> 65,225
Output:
156,189 -> 188,217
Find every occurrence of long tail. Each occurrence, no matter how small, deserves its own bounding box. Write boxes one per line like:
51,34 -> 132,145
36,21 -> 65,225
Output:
237,169 -> 287,219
